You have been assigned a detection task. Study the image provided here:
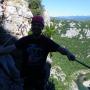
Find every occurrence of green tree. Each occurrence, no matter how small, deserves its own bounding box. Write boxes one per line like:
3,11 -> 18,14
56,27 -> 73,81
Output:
86,21 -> 90,30
43,24 -> 56,38
79,21 -> 87,39
74,21 -> 80,29
27,0 -> 44,16
60,20 -> 70,34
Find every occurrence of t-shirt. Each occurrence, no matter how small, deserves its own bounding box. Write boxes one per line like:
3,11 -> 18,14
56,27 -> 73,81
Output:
15,35 -> 59,69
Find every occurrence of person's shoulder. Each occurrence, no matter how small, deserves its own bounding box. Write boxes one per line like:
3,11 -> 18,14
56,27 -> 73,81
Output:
41,35 -> 51,40
19,35 -> 33,40
40,35 -> 55,45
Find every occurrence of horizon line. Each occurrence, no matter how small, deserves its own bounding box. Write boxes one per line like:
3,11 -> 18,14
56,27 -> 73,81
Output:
50,15 -> 90,17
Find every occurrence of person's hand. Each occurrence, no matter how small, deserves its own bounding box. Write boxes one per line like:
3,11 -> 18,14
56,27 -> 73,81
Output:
67,52 -> 76,61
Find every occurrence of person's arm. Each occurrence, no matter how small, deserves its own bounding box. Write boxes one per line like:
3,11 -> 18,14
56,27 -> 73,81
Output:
0,44 -> 16,55
45,37 -> 76,61
57,46 -> 76,61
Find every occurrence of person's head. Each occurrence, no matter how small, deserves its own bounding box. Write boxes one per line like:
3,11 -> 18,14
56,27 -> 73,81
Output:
31,15 -> 44,36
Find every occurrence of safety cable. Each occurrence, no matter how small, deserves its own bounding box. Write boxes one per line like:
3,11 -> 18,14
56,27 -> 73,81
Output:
75,59 -> 90,69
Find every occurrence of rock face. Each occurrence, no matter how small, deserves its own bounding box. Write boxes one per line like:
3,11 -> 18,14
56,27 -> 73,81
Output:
70,69 -> 90,90
56,21 -> 90,39
50,65 -> 66,82
0,0 -> 33,39
61,28 -> 80,38
0,0 -> 51,39
43,10 -> 50,26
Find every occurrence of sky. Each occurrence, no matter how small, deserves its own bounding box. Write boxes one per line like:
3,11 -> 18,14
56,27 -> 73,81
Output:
42,0 -> 90,17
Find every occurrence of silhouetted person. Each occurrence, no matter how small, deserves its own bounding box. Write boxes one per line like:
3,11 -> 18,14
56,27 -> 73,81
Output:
0,15 -> 76,90
0,26 -> 23,90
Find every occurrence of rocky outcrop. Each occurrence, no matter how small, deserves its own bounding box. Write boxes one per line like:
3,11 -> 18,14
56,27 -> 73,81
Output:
69,69 -> 90,90
0,0 -> 33,39
50,65 -> 66,82
56,22 -> 90,39
0,0 -> 51,40
43,10 -> 50,26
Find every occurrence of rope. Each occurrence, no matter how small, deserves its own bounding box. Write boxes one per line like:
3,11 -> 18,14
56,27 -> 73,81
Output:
75,59 -> 90,69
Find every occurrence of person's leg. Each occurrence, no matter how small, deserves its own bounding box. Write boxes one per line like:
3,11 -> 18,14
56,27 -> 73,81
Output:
35,78 -> 45,90
23,68 -> 39,90
35,62 -> 51,90
23,63 -> 51,90
44,62 -> 51,84
23,77 -> 34,90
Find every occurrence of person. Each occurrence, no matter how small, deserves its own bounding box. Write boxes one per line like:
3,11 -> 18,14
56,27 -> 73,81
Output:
0,15 -> 76,90
0,54 -> 23,90
0,27 -> 23,90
